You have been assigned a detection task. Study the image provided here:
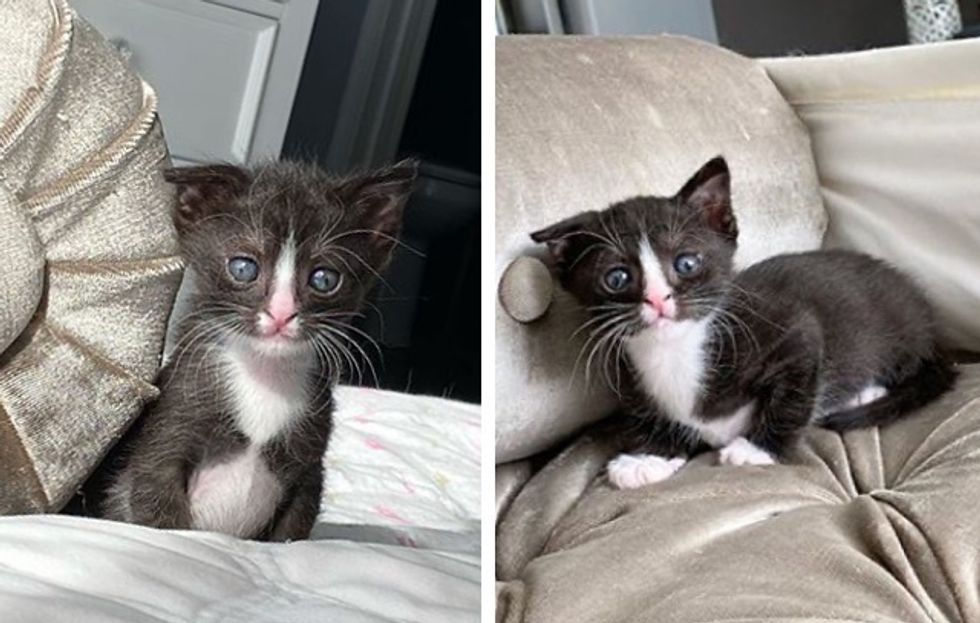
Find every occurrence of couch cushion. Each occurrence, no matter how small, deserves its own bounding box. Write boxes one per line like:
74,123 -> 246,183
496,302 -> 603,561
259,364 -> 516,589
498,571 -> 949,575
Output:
496,35 -> 827,463
497,363 -> 980,622
0,0 -> 181,513
763,38 -> 980,352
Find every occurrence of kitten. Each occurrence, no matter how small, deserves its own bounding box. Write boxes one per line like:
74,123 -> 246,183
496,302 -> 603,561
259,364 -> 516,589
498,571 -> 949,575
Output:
99,159 -> 415,540
531,157 -> 956,490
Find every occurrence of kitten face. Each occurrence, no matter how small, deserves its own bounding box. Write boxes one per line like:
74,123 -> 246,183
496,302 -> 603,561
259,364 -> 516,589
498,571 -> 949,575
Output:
165,160 -> 416,359
531,157 -> 737,334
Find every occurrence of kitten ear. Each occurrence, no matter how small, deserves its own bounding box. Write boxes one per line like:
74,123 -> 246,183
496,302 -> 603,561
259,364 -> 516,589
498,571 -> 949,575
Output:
340,159 -> 418,253
677,156 -> 737,241
164,165 -> 249,233
530,211 -> 599,269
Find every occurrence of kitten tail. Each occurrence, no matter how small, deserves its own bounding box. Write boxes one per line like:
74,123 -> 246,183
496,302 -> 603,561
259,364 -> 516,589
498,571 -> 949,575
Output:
820,354 -> 958,431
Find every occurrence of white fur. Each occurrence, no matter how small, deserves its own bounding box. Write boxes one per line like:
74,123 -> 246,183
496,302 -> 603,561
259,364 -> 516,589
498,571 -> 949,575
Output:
223,343 -> 312,444
626,317 -> 713,425
637,238 -> 677,321
188,446 -> 283,537
273,234 -> 296,297
718,437 -> 775,466
698,401 -> 756,447
257,235 -> 300,342
629,239 -> 762,451
638,238 -> 672,299
844,384 -> 888,409
185,342 -> 311,535
607,453 -> 687,489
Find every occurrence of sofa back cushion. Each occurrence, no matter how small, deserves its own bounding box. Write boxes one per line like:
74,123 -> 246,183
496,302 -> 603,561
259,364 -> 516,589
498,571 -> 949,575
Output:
496,36 -> 828,463
764,38 -> 980,352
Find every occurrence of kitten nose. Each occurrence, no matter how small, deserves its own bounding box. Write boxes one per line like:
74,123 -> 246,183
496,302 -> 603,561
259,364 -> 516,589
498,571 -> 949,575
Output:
644,291 -> 675,318
268,310 -> 298,329
267,288 -> 297,329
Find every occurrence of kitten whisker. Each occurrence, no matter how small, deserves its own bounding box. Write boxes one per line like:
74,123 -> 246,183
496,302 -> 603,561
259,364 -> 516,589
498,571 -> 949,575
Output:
326,245 -> 395,294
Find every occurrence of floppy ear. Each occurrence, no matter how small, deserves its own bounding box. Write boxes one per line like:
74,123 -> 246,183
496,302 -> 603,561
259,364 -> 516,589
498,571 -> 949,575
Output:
164,165 -> 249,233
677,156 -> 737,241
530,211 -> 600,270
339,158 -> 417,257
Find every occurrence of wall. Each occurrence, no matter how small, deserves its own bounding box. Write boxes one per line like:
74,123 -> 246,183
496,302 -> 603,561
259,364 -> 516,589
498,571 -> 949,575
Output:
712,0 -> 908,57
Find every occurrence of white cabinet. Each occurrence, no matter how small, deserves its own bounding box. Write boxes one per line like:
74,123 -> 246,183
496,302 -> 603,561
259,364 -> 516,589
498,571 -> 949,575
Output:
71,0 -> 318,165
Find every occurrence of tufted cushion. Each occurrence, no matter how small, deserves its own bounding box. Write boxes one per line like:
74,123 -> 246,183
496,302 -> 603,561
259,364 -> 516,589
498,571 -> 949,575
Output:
496,36 -> 828,463
497,364 -> 980,622
0,0 -> 181,513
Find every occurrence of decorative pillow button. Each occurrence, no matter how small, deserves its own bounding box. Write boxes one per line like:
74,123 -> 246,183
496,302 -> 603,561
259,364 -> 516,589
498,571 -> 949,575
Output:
498,256 -> 553,323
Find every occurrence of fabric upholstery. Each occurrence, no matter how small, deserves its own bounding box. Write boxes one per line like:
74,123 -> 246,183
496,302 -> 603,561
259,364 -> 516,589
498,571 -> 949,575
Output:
763,37 -> 980,352
498,364 -> 980,622
495,35 -> 827,463
495,460 -> 532,521
0,0 -> 181,513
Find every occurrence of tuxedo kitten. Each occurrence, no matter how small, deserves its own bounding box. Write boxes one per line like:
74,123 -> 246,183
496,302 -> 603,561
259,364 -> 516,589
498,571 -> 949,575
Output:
100,159 -> 415,539
531,157 -> 956,490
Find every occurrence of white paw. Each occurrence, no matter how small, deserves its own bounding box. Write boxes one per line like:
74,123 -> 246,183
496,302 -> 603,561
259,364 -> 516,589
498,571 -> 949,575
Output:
717,437 -> 775,466
606,453 -> 686,490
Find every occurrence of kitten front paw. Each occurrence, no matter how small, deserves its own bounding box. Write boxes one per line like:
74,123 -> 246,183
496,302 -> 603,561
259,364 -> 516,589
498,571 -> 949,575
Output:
606,453 -> 686,490
717,437 -> 776,466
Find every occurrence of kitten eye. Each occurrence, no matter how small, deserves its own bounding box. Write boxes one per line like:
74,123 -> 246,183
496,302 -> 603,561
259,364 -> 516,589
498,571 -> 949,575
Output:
309,267 -> 342,294
603,267 -> 631,292
227,256 -> 259,283
673,253 -> 702,277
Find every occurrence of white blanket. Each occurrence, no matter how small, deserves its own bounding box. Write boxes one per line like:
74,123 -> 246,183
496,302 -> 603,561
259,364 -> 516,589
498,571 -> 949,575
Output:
319,387 -> 481,552
0,516 -> 479,622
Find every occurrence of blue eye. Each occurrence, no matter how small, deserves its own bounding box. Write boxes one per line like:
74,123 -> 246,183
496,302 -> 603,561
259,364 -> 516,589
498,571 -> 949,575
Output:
673,253 -> 702,277
603,267 -> 631,292
227,256 -> 259,283
309,267 -> 341,293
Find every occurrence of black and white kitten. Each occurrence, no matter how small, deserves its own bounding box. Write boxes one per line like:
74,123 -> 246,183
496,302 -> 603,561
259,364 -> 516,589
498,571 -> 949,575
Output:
99,159 -> 415,539
531,157 -> 956,490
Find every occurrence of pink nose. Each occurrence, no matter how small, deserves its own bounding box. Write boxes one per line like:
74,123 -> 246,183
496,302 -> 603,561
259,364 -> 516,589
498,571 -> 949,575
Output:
268,311 -> 297,330
644,291 -> 676,319
267,289 -> 297,330
645,293 -> 667,314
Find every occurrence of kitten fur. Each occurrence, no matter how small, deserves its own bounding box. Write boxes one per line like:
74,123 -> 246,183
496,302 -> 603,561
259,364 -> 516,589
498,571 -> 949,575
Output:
532,157 -> 956,489
96,159 -> 416,540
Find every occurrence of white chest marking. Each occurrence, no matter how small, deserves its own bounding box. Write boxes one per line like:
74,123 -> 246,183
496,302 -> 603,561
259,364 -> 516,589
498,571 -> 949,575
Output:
188,446 -> 282,537
223,343 -> 312,444
626,313 -> 757,448
625,316 -> 713,425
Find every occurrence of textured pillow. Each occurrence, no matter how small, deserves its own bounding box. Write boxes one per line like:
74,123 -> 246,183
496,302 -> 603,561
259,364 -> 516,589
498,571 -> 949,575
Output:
495,36 -> 828,463
0,0 -> 181,513
763,38 -> 980,352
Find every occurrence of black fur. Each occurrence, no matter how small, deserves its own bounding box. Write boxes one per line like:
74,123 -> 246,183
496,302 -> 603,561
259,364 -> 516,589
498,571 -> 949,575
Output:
532,157 -> 956,461
90,159 -> 415,540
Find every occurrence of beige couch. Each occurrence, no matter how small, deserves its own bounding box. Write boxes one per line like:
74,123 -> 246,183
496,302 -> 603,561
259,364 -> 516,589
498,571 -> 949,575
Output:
496,35 -> 980,621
